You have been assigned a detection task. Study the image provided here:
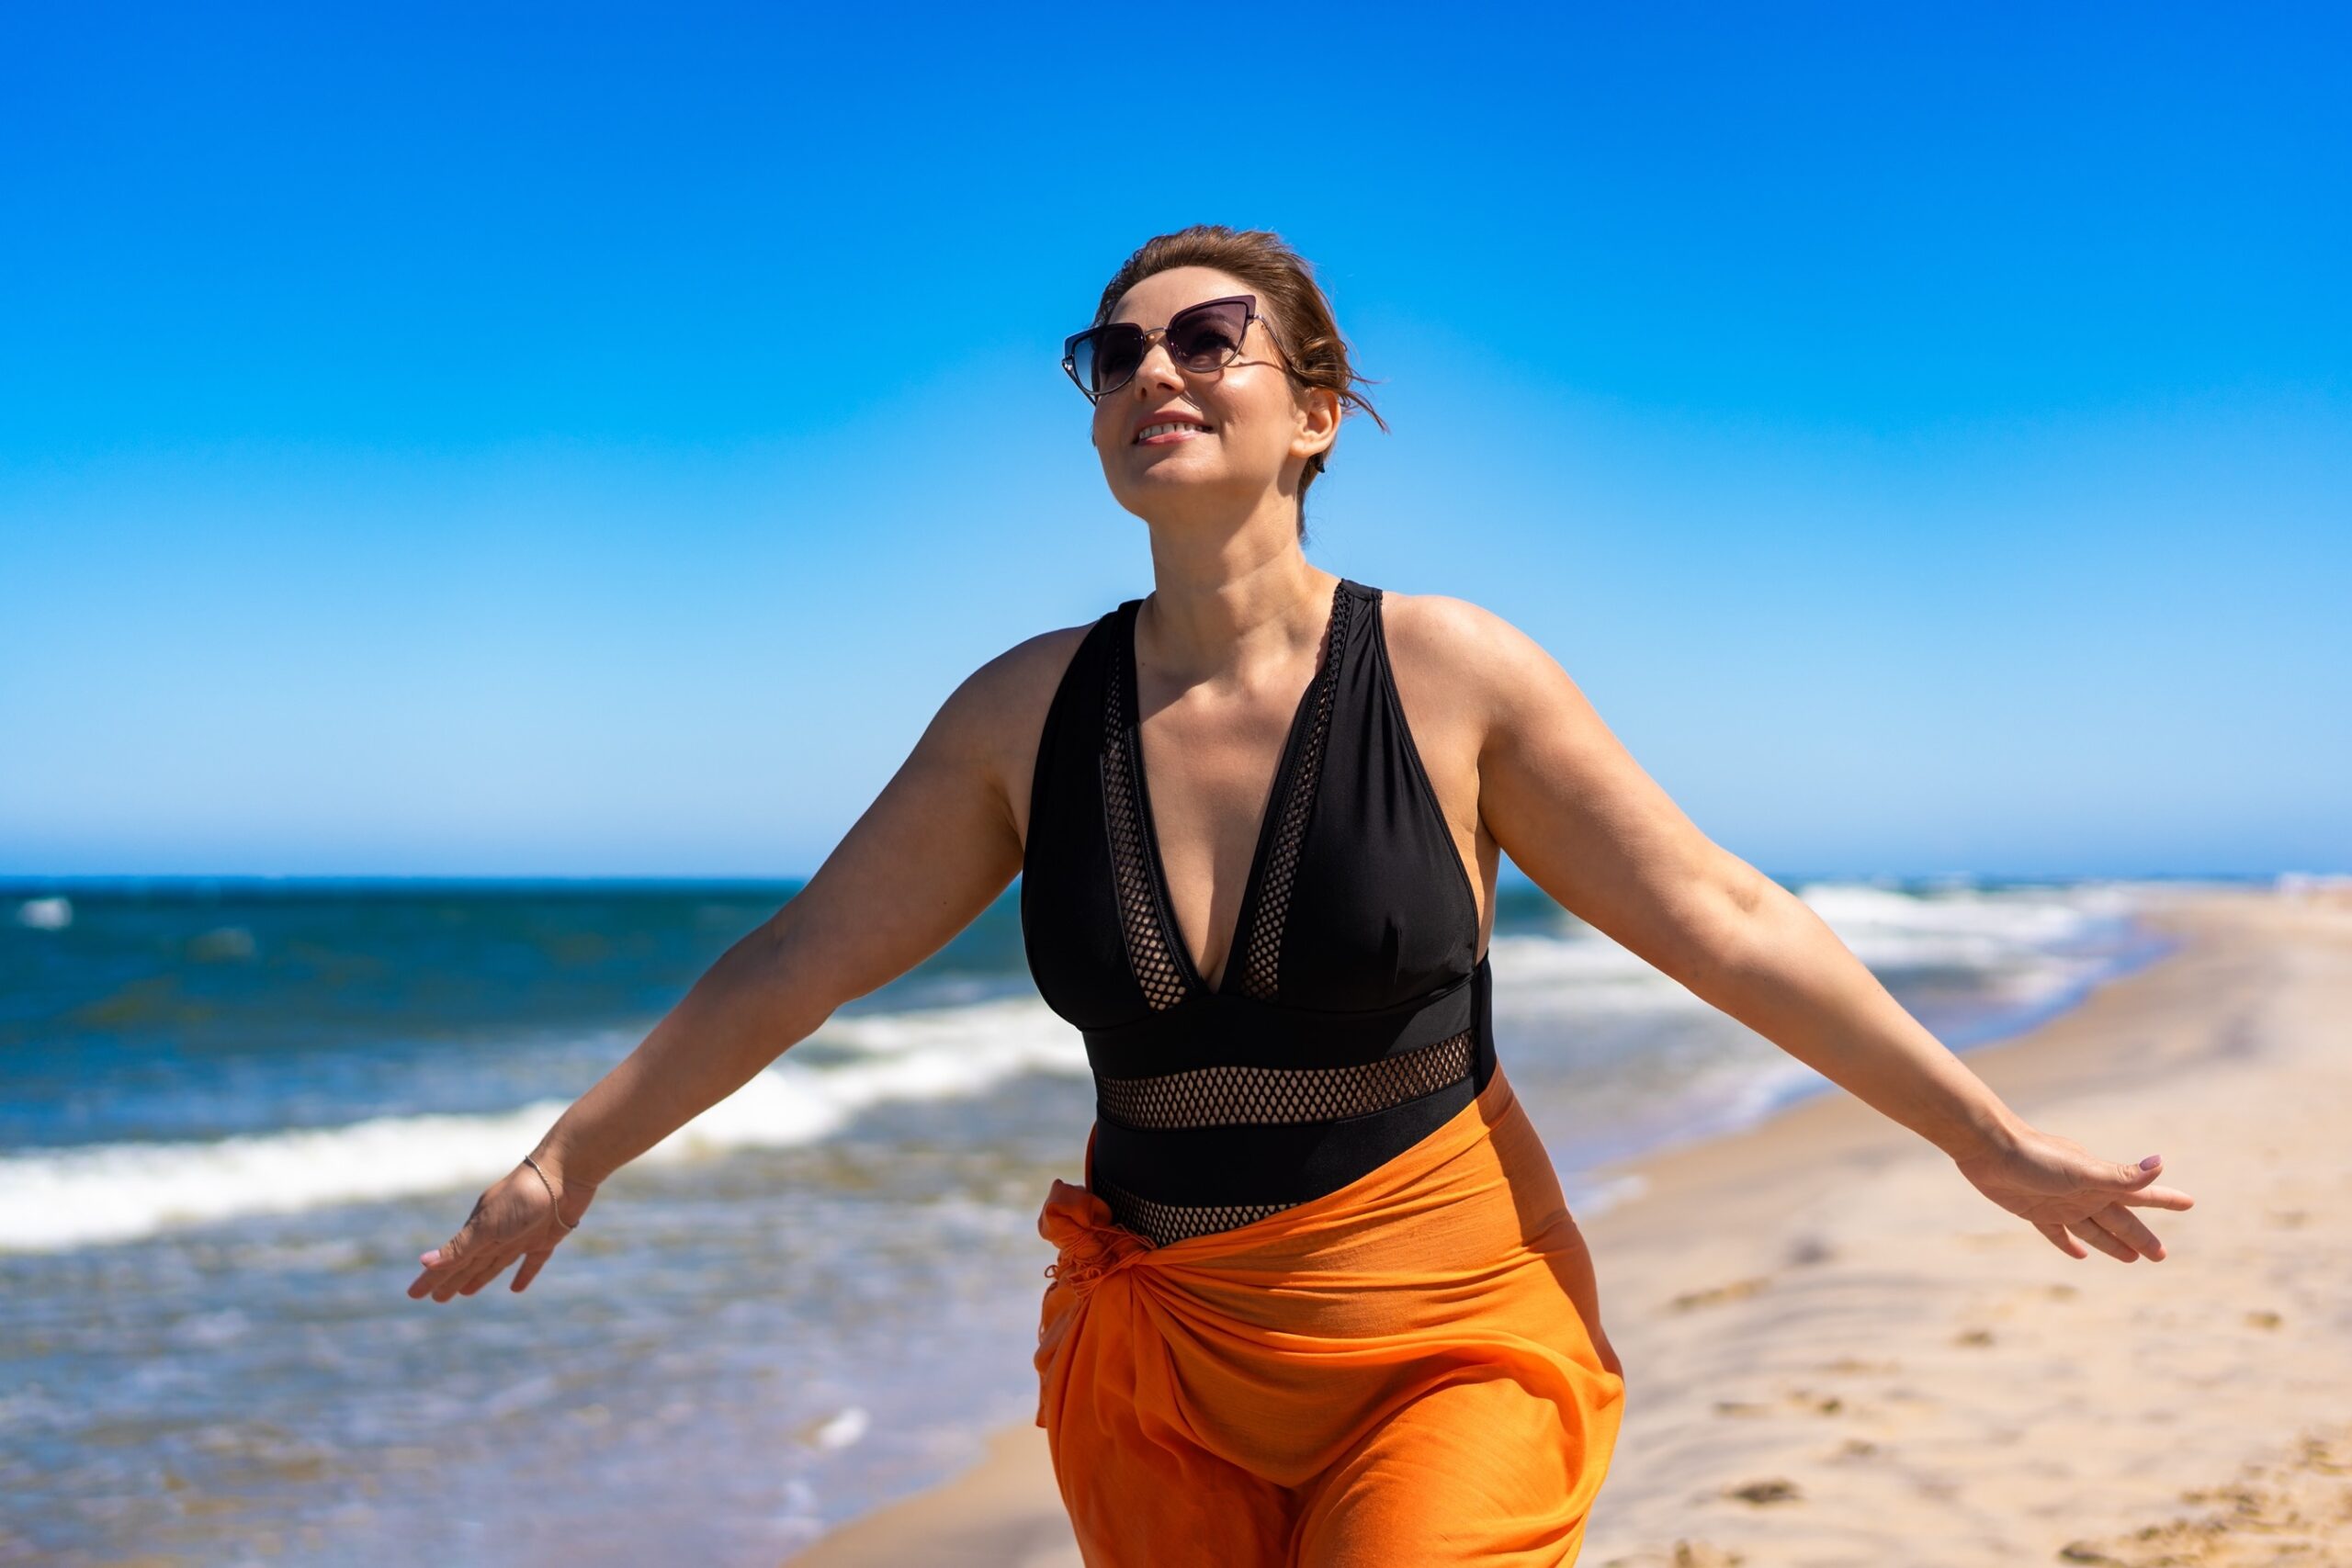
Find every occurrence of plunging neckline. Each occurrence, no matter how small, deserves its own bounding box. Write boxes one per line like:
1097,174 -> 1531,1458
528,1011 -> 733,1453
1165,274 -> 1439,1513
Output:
1120,579 -> 1348,1000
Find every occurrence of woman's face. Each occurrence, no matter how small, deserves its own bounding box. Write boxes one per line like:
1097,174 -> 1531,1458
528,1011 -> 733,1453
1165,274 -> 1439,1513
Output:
1087,265 -> 1337,526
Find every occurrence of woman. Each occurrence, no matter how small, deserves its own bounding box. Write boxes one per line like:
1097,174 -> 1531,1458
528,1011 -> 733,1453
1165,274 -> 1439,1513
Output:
406,225 -> 2194,1564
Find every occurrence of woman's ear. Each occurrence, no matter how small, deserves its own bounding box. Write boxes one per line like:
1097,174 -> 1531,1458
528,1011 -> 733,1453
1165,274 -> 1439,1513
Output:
1292,385 -> 1341,465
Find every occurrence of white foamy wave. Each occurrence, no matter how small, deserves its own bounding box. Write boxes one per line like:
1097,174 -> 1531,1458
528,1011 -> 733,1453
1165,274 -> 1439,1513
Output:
1487,930 -> 1713,1017
807,1405 -> 870,1451
1494,881 -> 2142,1021
1799,882 -> 2141,1012
0,993 -> 1090,1254
15,897 -> 72,931
1794,882 -> 2124,969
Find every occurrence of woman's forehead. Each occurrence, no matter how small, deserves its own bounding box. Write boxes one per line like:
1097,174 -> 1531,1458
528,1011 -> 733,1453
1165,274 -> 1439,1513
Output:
1111,267 -> 1250,324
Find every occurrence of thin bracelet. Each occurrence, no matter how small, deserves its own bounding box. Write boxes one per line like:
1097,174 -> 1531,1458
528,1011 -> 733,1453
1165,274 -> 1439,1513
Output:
523,1154 -> 580,1230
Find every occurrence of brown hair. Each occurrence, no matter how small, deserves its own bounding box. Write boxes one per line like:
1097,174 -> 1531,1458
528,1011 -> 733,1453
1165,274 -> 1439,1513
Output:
1089,225 -> 1387,543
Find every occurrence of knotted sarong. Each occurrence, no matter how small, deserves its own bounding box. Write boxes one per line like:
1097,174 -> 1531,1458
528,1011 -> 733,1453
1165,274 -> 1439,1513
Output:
1034,1065 -> 1627,1565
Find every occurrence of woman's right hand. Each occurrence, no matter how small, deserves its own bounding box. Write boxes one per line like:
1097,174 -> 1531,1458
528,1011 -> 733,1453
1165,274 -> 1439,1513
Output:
406,1157 -> 597,1303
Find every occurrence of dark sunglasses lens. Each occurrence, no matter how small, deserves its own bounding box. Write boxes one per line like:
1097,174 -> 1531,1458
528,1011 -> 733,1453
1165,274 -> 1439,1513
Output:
1077,325 -> 1146,395
1170,301 -> 1249,369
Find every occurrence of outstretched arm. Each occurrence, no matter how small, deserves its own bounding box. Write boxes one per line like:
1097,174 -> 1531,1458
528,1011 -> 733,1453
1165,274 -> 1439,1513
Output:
406,626 -> 1076,1303
1446,598 -> 2194,1263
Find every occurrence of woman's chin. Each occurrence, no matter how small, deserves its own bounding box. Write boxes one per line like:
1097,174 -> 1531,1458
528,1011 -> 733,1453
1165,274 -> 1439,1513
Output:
1118,465 -> 1227,499
1129,446 -> 1216,468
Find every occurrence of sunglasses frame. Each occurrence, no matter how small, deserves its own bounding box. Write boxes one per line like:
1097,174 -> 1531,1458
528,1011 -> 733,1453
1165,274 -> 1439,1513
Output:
1061,294 -> 1268,403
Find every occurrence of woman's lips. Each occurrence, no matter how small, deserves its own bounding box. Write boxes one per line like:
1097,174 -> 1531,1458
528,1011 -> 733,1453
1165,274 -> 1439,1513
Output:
1135,427 -> 1210,446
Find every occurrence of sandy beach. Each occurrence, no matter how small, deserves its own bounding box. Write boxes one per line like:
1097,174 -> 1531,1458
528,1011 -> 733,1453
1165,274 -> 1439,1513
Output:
786,885 -> 2352,1567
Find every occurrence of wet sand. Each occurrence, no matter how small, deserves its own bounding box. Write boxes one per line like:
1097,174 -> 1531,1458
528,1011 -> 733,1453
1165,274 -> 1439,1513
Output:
786,886 -> 2352,1566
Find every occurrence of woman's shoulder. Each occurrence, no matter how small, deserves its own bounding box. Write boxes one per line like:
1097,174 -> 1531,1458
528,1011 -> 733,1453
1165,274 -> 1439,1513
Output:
1374,585 -> 1600,747
923,615 -> 1108,829
1374,585 -> 1618,780
1374,586 -> 1547,687
940,617 -> 1099,733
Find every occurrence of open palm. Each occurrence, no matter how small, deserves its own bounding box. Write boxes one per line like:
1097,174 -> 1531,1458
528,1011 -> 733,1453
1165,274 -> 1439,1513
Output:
1952,1124 -> 2194,1261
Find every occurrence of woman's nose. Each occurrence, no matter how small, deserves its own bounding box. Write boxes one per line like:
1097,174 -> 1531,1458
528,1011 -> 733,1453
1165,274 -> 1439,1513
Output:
1130,336 -> 1186,390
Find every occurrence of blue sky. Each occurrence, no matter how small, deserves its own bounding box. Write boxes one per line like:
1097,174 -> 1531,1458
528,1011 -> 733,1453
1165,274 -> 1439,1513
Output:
2,4 -> 2345,879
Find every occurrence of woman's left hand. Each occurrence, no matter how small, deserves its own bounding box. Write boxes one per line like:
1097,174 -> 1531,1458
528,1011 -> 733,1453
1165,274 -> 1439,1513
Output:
1951,1125 -> 2195,1261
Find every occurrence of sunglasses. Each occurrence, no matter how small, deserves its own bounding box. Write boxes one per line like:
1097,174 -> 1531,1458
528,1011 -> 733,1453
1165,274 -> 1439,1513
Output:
1061,294 -> 1268,402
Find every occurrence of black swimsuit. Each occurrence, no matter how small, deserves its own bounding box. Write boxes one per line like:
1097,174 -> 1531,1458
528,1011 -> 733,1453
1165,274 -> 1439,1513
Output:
1021,577 -> 1494,1246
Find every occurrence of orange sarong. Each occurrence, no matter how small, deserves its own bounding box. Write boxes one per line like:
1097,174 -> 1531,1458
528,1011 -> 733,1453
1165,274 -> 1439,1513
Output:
1033,1065 -> 1627,1566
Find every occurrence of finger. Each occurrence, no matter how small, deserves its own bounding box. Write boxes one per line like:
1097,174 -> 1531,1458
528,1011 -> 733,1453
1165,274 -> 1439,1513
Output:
409,1234 -> 472,1300
443,1241 -> 514,1301
2065,1215 -> 2135,1262
457,1247 -> 521,1297
2096,1153 -> 2165,1191
429,1235 -> 485,1302
2097,1201 -> 2167,1260
2117,1182 -> 2196,1213
2036,1220 -> 2087,1258
511,1247 -> 553,1293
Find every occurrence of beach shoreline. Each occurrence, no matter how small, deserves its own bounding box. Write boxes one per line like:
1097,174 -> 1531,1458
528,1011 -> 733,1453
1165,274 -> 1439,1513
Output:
785,885 -> 2352,1566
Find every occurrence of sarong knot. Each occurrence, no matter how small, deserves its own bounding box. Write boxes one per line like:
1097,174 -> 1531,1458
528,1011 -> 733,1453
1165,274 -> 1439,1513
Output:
1037,1178 -> 1154,1301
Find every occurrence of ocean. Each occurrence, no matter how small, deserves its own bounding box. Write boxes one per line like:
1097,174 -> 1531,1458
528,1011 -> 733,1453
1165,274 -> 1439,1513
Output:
0,875 -> 2177,1565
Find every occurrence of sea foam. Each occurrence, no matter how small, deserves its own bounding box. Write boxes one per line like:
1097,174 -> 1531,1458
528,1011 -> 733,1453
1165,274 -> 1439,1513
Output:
0,992 -> 1089,1253
15,897 -> 72,931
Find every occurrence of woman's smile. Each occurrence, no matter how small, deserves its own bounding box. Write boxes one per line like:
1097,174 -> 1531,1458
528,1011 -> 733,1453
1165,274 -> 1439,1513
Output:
1133,408 -> 1216,446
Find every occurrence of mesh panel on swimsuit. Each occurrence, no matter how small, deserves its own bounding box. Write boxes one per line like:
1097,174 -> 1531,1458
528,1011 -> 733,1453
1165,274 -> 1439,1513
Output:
1099,660 -> 1188,1011
1092,1027 -> 1479,1245
1091,1179 -> 1293,1247
1095,1029 -> 1477,1132
1233,585 -> 1351,1001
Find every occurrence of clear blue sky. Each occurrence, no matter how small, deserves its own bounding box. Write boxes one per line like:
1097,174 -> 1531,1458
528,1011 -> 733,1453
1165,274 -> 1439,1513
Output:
3,4 -> 2345,880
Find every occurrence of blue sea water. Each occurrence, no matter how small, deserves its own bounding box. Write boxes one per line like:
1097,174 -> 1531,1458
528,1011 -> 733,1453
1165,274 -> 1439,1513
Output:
0,875 -> 2180,1565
